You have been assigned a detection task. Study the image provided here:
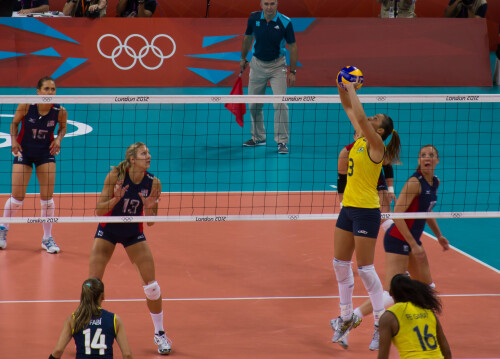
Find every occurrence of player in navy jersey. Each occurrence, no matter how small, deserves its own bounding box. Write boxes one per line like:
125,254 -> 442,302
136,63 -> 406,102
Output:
345,145 -> 450,351
88,142 -> 171,355
0,76 -> 67,253
50,277 -> 134,359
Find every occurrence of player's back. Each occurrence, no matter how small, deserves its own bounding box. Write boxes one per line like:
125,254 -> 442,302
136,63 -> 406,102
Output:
73,309 -> 116,359
387,302 -> 444,359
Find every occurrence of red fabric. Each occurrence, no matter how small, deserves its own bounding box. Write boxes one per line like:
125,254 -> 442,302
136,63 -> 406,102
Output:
224,76 -> 246,127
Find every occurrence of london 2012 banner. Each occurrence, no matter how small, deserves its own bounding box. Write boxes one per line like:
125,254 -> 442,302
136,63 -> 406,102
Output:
0,17 -> 491,87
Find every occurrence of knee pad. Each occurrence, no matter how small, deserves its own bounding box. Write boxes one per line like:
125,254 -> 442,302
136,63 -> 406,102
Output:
41,199 -> 55,209
383,290 -> 394,308
41,199 -> 55,217
333,258 -> 353,285
7,196 -> 23,210
143,281 -> 161,301
358,264 -> 382,293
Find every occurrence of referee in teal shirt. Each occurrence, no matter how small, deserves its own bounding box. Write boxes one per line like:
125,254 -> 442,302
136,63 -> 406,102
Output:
240,0 -> 298,154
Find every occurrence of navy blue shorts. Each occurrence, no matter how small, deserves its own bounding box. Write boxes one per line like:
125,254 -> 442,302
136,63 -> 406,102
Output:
336,206 -> 381,238
14,154 -> 55,168
95,224 -> 146,248
384,228 -> 422,255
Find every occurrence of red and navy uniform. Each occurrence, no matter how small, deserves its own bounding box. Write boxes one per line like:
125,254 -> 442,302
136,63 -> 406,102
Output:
73,309 -> 116,359
15,104 -> 60,166
384,170 -> 438,254
95,170 -> 154,247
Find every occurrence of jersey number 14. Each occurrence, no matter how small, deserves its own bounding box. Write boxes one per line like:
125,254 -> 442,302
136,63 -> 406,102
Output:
83,328 -> 108,355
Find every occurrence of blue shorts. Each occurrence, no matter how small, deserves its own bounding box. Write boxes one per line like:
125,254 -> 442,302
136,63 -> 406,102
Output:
336,206 -> 381,238
384,227 -> 422,255
95,224 -> 146,247
14,154 -> 55,168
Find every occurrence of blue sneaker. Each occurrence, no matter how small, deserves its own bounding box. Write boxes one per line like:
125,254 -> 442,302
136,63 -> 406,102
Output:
0,226 -> 7,249
41,237 -> 60,254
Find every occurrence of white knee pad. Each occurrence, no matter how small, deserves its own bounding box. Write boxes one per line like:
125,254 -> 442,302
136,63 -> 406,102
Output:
143,281 -> 161,301
358,265 -> 381,292
41,199 -> 55,215
6,196 -> 23,210
383,290 -> 394,308
333,258 -> 353,285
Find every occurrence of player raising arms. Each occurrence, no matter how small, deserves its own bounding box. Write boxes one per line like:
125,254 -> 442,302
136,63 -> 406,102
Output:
378,274 -> 451,359
89,142 -> 171,355
49,277 -> 134,359
330,79 -> 401,344
0,76 -> 67,253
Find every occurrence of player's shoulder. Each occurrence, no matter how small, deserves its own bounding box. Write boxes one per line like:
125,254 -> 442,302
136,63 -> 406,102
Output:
277,12 -> 293,27
249,11 -> 262,20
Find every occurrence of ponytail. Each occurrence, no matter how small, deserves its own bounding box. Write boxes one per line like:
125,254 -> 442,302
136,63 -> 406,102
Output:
379,114 -> 401,165
73,278 -> 105,333
111,142 -> 147,180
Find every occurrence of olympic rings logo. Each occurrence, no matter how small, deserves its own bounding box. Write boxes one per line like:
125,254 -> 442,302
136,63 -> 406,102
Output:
97,33 -> 176,70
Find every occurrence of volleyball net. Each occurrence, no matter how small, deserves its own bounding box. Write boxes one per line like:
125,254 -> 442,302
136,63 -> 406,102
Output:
0,94 -> 499,223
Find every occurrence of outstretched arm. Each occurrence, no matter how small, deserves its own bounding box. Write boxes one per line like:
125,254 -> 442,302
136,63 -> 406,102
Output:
338,82 -> 385,163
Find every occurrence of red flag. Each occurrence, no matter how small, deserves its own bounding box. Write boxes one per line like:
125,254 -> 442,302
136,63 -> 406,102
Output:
224,74 -> 246,127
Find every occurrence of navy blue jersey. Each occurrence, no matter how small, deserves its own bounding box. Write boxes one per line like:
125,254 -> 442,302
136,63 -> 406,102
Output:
17,104 -> 60,158
388,170 -> 438,242
245,11 -> 295,61
100,170 -> 154,236
73,309 -> 116,359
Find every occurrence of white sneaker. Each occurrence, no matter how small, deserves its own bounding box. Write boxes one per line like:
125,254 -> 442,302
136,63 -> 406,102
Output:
330,313 -> 362,343
369,325 -> 379,351
0,226 -> 7,249
154,331 -> 172,355
41,237 -> 60,253
338,334 -> 349,349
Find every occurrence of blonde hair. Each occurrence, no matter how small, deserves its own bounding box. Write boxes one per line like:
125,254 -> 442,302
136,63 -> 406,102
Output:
113,142 -> 147,180
416,145 -> 439,171
73,278 -> 104,333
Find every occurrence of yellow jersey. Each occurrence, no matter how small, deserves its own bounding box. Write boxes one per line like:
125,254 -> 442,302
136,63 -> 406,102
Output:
387,302 -> 444,359
342,137 -> 383,208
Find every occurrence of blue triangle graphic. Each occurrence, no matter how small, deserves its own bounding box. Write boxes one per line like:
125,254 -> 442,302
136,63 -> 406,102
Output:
31,47 -> 61,57
0,51 -> 26,60
51,57 -> 88,79
202,35 -> 239,48
187,67 -> 234,84
186,52 -> 241,61
0,18 -> 78,44
291,18 -> 315,32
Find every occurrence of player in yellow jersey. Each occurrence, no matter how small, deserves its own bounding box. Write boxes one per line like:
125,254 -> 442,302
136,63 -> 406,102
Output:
378,274 -> 451,359
331,80 -> 401,344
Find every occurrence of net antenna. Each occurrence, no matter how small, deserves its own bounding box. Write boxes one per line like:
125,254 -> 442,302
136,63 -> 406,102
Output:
0,93 -> 499,224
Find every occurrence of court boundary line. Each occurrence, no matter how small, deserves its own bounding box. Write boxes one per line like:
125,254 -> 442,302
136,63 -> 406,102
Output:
423,231 -> 500,275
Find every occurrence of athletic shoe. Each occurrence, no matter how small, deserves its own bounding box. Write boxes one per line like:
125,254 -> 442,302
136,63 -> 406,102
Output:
0,226 -> 7,249
154,331 -> 172,355
278,143 -> 289,154
41,237 -> 60,254
369,325 -> 379,351
330,313 -> 362,343
338,334 -> 349,349
243,139 -> 266,147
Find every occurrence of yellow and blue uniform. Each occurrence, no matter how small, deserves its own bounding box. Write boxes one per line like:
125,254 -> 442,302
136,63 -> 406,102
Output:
343,137 -> 383,208
387,302 -> 444,359
73,309 -> 116,359
336,137 -> 384,238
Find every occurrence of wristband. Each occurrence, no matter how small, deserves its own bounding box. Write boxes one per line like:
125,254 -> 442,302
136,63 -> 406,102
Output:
388,186 -> 394,193
290,70 -> 296,75
49,355 -> 60,359
241,59 -> 248,63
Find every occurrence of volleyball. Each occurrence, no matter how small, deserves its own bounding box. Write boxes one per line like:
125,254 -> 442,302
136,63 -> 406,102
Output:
337,66 -> 364,91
